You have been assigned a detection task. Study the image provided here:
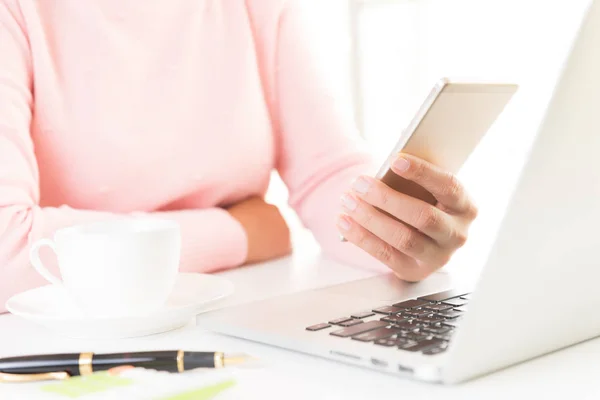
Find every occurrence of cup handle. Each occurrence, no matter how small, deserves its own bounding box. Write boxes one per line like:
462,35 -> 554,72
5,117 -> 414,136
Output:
29,239 -> 62,285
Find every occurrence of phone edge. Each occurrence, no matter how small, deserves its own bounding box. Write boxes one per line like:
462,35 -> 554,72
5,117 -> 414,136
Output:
375,78 -> 448,179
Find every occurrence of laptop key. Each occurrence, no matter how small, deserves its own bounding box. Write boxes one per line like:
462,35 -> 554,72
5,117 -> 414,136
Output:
392,299 -> 431,309
351,311 -> 375,319
416,316 -> 445,325
415,311 -> 436,318
435,309 -> 463,319
434,329 -> 455,339
423,344 -> 449,355
352,327 -> 401,342
381,315 -> 404,324
442,298 -> 468,307
330,320 -> 388,338
389,319 -> 418,330
376,337 -> 414,347
398,340 -> 421,350
403,310 -> 423,318
424,303 -> 453,312
418,290 -> 470,302
375,338 -> 399,347
306,323 -> 331,332
404,331 -> 433,342
422,320 -> 444,328
339,319 -> 364,327
423,326 -> 451,335
443,319 -> 462,328
373,306 -> 403,315
329,317 -> 352,325
383,316 -> 412,324
402,338 -> 447,352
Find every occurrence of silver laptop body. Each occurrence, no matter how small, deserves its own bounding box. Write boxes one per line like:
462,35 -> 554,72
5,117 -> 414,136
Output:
197,0 -> 600,384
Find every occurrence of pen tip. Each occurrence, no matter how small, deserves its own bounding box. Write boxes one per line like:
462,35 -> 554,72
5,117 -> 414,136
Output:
223,353 -> 259,368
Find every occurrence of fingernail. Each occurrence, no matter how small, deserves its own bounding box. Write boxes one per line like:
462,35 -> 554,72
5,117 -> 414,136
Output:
352,177 -> 371,194
340,193 -> 358,211
392,157 -> 410,173
337,215 -> 352,231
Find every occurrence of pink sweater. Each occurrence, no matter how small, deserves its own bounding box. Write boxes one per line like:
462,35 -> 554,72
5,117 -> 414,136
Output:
0,0 -> 384,311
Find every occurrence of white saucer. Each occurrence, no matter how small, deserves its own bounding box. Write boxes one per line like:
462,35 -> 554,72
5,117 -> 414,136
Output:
5,273 -> 234,339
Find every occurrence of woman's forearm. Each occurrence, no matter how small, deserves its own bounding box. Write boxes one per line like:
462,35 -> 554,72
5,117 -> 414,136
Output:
0,204 -> 247,313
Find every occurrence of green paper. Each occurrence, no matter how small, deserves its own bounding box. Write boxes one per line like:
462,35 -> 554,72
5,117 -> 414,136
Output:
41,372 -> 133,398
41,372 -> 235,400
156,380 -> 236,400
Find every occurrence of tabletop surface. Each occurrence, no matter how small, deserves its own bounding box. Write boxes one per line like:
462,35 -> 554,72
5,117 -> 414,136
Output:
1,233 -> 599,399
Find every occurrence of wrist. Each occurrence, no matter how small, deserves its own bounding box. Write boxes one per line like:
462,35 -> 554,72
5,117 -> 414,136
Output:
227,210 -> 252,264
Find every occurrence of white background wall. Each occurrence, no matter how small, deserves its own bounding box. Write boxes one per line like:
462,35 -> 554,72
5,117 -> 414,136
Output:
270,0 -> 591,274
358,0 -> 590,273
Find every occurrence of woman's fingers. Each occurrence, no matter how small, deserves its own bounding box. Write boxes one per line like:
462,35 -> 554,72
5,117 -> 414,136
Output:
340,193 -> 451,268
340,154 -> 480,282
349,176 -> 464,247
391,154 -> 478,218
336,214 -> 430,282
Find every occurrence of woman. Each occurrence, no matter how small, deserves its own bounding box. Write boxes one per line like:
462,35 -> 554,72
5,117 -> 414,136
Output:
0,0 -> 477,311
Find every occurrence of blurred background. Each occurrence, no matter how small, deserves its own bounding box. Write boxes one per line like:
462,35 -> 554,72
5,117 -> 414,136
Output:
269,0 -> 590,276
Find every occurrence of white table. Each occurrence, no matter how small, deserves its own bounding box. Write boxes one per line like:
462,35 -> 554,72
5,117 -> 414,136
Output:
1,233 -> 600,399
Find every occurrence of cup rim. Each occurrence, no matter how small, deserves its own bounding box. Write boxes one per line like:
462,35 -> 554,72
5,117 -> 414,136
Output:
55,217 -> 180,239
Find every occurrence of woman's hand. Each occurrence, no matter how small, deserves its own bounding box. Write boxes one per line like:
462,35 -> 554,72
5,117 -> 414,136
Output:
228,197 -> 292,265
337,153 -> 478,282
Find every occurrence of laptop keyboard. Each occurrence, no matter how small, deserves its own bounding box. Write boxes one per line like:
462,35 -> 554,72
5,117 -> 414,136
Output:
305,289 -> 471,356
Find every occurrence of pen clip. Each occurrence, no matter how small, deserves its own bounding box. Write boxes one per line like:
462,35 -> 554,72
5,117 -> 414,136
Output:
0,371 -> 71,383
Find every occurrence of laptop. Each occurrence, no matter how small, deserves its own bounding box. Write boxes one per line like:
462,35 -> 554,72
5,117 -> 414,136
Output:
197,0 -> 600,384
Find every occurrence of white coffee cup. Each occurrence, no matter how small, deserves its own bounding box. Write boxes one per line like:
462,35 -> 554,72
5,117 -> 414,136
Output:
29,218 -> 181,317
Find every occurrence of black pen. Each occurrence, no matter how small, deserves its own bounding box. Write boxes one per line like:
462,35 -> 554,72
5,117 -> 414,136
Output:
0,351 -> 250,383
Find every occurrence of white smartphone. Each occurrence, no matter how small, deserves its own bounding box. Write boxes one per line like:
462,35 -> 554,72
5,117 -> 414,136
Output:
376,78 -> 519,205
